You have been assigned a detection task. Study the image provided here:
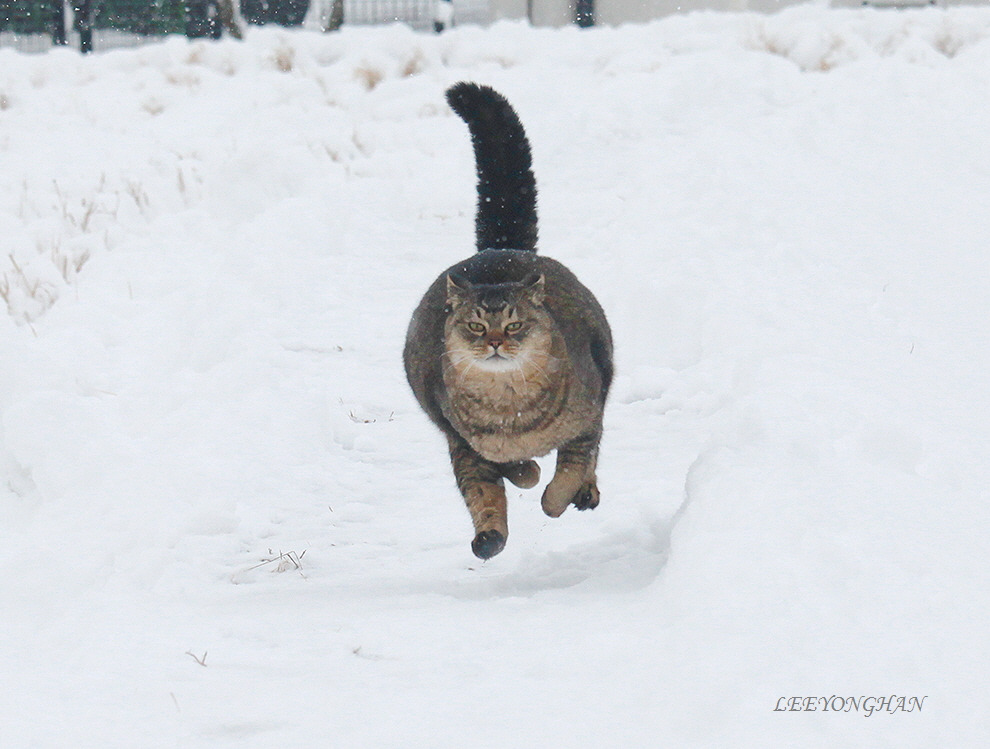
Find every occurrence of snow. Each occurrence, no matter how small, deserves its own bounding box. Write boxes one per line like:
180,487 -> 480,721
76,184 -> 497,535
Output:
2,5 -> 990,746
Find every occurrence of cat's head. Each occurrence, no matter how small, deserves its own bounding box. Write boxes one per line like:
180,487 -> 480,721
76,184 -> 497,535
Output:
444,272 -> 552,372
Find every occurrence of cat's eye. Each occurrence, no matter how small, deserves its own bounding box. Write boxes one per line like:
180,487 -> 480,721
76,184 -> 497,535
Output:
504,322 -> 524,333
467,322 -> 486,334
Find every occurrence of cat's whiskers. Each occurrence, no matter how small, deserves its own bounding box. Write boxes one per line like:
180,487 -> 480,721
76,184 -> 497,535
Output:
521,350 -> 556,388
443,350 -> 478,384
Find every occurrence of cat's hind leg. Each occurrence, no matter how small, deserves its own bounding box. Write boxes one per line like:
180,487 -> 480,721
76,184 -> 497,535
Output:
498,460 -> 541,489
541,430 -> 601,518
448,437 -> 509,559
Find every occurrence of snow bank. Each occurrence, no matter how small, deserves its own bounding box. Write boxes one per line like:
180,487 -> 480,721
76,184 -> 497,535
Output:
1,6 -> 988,746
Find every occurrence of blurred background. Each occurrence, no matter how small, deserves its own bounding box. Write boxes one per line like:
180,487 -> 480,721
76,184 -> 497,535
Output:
2,0 -> 982,55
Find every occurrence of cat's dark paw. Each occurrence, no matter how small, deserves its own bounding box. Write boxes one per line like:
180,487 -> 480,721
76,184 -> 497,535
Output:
471,529 -> 506,560
500,460 -> 541,489
572,482 -> 600,511
542,478 -> 599,517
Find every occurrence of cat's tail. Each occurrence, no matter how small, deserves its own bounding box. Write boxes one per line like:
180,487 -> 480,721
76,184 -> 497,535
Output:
445,82 -> 538,254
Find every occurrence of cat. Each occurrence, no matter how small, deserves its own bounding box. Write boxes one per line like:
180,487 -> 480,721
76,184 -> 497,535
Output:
403,82 -> 613,559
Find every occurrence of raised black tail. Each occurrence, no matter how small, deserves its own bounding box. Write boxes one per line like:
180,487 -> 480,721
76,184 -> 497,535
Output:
445,82 -> 538,253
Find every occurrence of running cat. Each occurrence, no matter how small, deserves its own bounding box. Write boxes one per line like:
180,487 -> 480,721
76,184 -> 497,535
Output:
403,82 -> 613,559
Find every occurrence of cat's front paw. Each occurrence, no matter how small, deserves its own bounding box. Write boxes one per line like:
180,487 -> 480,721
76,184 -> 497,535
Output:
541,478 -> 599,517
471,529 -> 506,559
572,482 -> 600,511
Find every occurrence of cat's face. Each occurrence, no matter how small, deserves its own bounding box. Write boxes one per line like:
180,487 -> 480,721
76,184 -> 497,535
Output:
444,273 -> 553,374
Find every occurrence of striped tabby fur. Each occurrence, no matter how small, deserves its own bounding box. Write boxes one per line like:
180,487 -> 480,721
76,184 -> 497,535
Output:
404,83 -> 613,559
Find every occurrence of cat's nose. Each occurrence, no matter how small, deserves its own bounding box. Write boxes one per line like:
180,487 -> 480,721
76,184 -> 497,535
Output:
488,337 -> 504,350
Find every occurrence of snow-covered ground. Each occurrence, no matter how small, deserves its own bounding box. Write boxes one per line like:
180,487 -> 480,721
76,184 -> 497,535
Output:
2,6 -> 989,746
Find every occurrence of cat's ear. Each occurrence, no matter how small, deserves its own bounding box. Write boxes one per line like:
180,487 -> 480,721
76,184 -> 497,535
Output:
521,273 -> 546,306
446,272 -> 473,308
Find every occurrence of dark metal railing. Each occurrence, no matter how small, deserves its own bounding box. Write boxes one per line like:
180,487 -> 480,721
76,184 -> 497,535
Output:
0,0 -> 451,52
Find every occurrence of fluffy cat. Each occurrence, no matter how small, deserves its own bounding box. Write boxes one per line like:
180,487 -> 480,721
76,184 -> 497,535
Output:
403,82 -> 613,559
